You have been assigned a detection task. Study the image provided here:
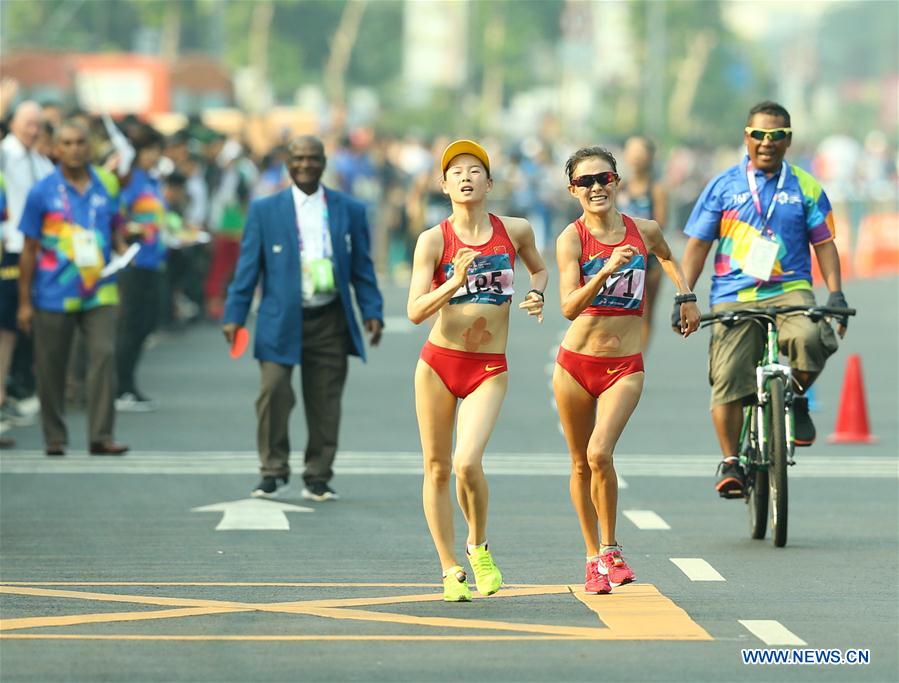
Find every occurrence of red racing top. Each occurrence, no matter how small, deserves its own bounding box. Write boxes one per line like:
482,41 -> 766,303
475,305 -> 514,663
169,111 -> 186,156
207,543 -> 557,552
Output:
576,213 -> 648,317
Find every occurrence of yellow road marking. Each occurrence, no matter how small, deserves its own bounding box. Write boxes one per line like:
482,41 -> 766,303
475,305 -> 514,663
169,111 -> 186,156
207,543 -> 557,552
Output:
0,607 -> 246,632
301,605 -> 609,638
274,584 -> 570,610
0,586 -> 254,611
2,635 -> 600,641
572,584 -> 712,641
0,582 -> 712,642
0,582 -> 439,587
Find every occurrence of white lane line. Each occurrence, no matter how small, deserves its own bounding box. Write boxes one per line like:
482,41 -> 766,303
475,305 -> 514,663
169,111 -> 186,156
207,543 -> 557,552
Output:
623,509 -> 670,530
739,620 -> 807,646
670,558 -> 725,581
3,453 -> 896,478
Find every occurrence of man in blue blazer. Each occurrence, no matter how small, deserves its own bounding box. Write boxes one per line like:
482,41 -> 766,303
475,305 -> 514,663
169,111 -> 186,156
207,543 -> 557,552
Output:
222,136 -> 383,501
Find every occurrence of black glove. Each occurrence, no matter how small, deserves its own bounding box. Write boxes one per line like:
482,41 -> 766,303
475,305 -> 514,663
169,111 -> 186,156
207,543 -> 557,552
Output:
826,290 -> 849,329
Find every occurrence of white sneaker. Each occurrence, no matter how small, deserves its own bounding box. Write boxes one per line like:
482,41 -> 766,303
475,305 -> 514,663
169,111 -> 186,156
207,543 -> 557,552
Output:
0,401 -> 34,426
11,395 -> 40,417
115,392 -> 157,413
251,476 -> 290,498
302,483 -> 339,502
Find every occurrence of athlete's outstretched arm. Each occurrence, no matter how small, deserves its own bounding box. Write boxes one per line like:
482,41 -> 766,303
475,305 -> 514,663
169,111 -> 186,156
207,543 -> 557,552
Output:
557,225 -> 632,320
636,218 -> 701,337
505,217 -> 548,322
680,236 -> 713,292
406,229 -> 479,325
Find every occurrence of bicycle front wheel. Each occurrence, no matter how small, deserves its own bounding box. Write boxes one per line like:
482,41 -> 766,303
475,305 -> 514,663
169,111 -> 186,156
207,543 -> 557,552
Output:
746,406 -> 769,539
748,467 -> 769,539
768,376 -> 788,547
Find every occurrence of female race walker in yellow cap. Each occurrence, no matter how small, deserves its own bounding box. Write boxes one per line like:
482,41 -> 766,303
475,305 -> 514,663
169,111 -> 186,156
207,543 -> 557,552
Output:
554,146 -> 700,595
407,140 -> 548,602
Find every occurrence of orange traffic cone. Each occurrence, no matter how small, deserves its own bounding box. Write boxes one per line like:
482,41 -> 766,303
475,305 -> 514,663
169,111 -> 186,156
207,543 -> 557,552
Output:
828,354 -> 877,444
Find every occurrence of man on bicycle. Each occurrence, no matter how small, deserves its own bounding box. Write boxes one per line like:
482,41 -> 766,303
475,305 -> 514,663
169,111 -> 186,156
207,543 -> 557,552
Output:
676,101 -> 849,497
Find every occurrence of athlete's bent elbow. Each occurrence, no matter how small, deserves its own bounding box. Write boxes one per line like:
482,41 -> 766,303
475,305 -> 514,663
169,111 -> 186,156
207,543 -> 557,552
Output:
407,306 -> 426,325
560,304 -> 579,321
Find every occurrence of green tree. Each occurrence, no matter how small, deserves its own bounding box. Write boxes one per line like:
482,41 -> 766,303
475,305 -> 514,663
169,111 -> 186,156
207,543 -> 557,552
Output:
628,0 -> 764,145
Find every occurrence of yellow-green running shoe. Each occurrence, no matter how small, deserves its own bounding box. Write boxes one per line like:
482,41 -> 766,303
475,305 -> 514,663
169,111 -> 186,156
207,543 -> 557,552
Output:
466,545 -> 503,596
442,566 -> 472,602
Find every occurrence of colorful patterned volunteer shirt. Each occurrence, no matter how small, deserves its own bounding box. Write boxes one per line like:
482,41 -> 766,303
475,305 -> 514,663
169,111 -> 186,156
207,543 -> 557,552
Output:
120,167 -> 167,271
685,156 -> 835,305
19,167 -> 120,312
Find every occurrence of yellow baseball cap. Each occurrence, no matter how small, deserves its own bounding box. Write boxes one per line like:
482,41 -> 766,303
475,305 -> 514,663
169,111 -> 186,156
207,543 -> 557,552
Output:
440,139 -> 491,176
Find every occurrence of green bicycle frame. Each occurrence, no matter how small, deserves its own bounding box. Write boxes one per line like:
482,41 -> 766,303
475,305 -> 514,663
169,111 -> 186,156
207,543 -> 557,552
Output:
739,316 -> 796,470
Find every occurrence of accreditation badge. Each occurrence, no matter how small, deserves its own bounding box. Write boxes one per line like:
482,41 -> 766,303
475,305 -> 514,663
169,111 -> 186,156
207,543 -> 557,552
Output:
309,257 -> 335,294
742,234 -> 779,281
302,257 -> 335,298
72,229 -> 100,268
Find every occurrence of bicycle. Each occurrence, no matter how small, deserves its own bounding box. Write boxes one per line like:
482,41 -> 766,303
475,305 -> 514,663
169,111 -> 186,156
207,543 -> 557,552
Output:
699,304 -> 856,547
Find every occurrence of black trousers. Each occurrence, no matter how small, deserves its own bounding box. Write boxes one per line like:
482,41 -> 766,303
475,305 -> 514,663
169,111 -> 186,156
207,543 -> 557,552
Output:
256,300 -> 351,485
116,267 -> 163,396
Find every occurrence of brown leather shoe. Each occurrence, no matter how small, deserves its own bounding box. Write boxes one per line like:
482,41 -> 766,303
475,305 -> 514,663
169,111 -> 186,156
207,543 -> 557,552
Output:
89,441 -> 129,456
1,436 -> 17,449
45,443 -> 65,456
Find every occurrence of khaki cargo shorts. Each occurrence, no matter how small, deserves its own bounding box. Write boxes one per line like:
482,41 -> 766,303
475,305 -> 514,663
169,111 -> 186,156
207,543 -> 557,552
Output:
708,289 -> 839,408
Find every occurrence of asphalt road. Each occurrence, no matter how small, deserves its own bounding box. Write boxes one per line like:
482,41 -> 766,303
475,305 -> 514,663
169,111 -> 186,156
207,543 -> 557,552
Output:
1,272 -> 897,682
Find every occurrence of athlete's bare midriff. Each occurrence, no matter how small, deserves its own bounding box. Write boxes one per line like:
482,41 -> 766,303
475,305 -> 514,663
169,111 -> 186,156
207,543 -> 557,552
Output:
428,301 -> 511,354
561,314 -> 642,357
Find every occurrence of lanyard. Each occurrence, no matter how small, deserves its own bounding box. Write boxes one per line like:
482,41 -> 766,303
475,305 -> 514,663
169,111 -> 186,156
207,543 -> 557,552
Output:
296,191 -> 331,259
58,179 -> 97,232
746,161 -> 787,228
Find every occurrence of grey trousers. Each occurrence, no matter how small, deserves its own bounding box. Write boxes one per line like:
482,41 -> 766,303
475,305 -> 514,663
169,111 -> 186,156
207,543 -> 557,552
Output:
33,305 -> 118,447
256,301 -> 350,484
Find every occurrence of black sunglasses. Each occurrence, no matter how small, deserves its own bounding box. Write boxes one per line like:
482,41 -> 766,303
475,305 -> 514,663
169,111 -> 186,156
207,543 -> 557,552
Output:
571,171 -> 619,188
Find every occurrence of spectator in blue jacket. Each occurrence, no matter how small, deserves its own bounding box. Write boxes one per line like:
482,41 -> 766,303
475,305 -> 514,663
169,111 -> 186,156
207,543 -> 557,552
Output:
222,135 -> 383,502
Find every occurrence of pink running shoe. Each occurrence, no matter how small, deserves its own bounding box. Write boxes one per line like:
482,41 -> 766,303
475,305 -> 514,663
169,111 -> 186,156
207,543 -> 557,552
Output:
598,548 -> 635,586
584,559 -> 612,594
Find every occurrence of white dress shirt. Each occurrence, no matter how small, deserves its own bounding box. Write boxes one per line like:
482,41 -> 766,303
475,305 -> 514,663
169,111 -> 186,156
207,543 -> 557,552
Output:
0,134 -> 54,253
291,184 -> 336,307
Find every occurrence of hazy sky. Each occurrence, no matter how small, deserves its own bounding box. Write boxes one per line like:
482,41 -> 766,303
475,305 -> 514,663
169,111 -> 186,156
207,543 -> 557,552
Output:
722,0 -> 831,40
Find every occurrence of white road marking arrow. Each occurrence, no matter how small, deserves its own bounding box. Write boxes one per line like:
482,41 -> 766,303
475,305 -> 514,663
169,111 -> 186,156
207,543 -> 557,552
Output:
192,498 -> 313,530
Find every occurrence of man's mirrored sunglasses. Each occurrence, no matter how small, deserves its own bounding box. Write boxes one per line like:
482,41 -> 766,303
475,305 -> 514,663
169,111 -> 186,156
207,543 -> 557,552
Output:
572,171 -> 620,188
745,127 -> 792,141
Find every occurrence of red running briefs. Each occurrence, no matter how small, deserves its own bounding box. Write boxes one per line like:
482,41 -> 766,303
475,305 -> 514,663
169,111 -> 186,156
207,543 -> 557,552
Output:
556,347 -> 644,397
420,341 -> 508,399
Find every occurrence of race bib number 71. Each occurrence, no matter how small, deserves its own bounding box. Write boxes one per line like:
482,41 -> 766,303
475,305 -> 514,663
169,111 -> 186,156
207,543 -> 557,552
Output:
598,268 -> 645,299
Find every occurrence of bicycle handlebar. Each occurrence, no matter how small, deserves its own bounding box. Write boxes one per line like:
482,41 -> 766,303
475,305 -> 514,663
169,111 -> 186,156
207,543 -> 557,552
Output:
700,305 -> 857,324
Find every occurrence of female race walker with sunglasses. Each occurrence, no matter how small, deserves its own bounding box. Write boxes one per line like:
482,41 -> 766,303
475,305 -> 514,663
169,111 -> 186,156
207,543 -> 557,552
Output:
407,140 -> 548,602
554,146 -> 700,594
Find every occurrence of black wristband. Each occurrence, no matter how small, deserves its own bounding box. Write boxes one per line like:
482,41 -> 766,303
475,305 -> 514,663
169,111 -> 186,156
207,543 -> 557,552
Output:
674,293 -> 697,305
527,289 -> 545,300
